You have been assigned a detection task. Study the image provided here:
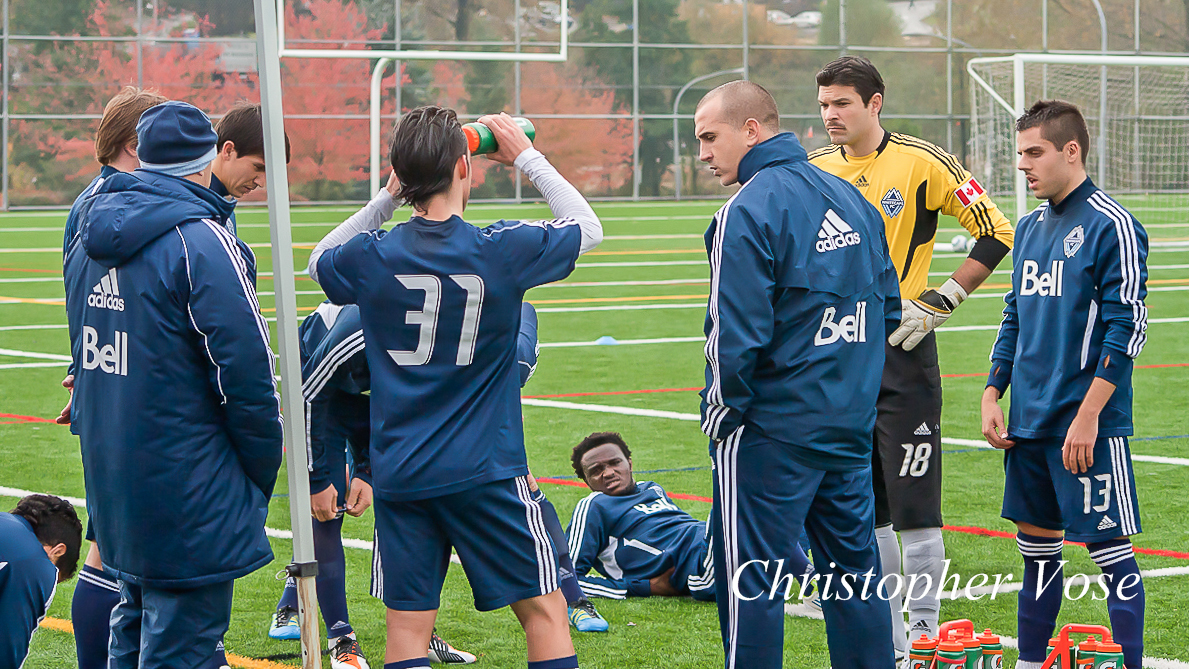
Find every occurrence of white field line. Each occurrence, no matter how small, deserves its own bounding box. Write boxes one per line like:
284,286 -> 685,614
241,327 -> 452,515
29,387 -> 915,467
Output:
0,484 -> 458,565
541,336 -> 704,348
521,399 -> 1189,466
575,260 -> 706,268
0,362 -> 68,370
0,324 -> 67,331
0,347 -> 71,361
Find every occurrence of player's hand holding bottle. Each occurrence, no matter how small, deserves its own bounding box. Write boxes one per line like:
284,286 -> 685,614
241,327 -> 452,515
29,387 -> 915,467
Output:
889,278 -> 969,350
477,113 -> 534,166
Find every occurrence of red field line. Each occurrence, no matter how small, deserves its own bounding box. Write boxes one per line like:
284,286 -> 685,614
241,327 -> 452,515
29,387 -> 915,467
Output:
537,479 -> 1189,560
0,266 -> 59,274
0,412 -> 55,424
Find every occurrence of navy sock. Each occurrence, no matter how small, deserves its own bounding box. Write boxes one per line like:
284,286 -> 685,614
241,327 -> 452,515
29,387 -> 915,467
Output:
278,575 -> 298,611
385,659 -> 430,669
313,515 -> 353,639
536,493 -> 585,605
1088,539 -> 1145,669
73,564 -> 122,669
1016,533 -> 1065,663
204,640 -> 228,669
528,655 -> 579,669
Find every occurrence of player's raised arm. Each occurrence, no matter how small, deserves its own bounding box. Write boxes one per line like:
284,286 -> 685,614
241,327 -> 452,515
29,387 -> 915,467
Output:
306,170 -> 401,285
480,113 -> 603,255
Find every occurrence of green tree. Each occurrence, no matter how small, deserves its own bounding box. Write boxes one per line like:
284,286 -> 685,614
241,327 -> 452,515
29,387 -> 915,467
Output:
579,0 -> 693,196
818,0 -> 902,48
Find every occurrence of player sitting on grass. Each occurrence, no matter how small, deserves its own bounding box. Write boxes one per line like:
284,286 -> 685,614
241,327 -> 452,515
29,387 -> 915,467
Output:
983,100 -> 1148,669
566,432 -> 816,606
0,494 -> 82,668
307,108 -> 602,669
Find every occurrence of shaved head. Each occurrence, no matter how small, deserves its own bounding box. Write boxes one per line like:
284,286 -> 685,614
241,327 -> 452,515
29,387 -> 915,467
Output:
696,80 -> 780,133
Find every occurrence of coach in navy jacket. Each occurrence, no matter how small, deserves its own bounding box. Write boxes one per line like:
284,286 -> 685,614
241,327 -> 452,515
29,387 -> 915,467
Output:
64,102 -> 282,668
695,81 -> 898,669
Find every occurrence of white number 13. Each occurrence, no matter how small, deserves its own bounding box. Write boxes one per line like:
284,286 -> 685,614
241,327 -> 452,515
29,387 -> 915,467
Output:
387,274 -> 485,367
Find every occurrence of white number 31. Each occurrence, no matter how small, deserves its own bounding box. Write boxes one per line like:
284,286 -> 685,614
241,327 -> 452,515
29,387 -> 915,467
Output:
388,274 -> 485,366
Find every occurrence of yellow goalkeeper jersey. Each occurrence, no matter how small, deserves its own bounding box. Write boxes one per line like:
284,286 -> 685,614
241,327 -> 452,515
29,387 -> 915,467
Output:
809,131 -> 1014,299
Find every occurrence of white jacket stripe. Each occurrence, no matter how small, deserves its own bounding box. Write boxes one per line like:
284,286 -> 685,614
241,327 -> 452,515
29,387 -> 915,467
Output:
1088,192 -> 1147,358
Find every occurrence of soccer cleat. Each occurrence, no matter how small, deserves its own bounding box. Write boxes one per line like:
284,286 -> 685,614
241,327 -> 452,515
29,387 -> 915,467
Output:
330,635 -> 370,669
568,598 -> 610,632
268,606 -> 301,640
428,630 -> 476,664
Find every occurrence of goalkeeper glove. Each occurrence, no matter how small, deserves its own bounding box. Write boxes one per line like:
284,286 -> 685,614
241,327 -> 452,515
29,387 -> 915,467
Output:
888,277 -> 969,351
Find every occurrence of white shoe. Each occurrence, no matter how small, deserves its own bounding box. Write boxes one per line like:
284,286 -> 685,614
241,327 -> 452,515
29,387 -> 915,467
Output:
330,635 -> 371,669
428,630 -> 476,664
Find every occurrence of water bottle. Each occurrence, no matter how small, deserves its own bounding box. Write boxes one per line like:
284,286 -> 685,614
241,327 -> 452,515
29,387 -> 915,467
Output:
1075,637 -> 1098,668
461,117 -> 536,155
978,629 -> 1003,669
962,636 -> 984,669
1048,638 -> 1067,669
937,640 -> 968,669
908,634 -> 938,669
1091,641 -> 1124,669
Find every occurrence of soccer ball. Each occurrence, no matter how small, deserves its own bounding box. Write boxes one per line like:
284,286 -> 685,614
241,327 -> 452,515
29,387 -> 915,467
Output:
949,234 -> 969,252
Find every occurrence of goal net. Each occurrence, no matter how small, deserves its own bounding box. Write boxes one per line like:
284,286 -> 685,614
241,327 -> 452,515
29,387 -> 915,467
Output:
967,54 -> 1189,235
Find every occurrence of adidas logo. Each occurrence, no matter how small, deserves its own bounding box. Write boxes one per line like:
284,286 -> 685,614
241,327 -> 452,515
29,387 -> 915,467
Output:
914,422 -> 932,436
88,267 -> 125,312
1098,515 -> 1118,531
854,175 -> 869,188
815,209 -> 861,253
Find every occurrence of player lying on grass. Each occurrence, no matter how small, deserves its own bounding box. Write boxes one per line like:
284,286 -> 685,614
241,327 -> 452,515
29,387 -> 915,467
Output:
59,94 -> 289,669
810,56 -> 1016,657
65,101 -> 283,669
307,108 -> 602,669
983,100 -> 1148,669
566,431 -> 818,608
0,494 -> 82,668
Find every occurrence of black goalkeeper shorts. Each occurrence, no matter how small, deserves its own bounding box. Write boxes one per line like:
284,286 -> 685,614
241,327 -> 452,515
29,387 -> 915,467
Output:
872,331 -> 944,531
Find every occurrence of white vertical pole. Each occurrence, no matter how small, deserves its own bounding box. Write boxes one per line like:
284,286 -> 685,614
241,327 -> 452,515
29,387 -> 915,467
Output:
1013,55 -> 1027,222
370,58 -> 393,195
251,1 -> 321,667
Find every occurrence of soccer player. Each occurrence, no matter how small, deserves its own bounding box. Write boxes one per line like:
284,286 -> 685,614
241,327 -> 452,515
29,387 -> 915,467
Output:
695,80 -> 898,669
307,108 -> 601,669
64,101 -> 283,668
809,55 -> 1016,651
0,494 -> 82,668
56,86 -> 171,669
982,100 -> 1148,669
566,432 -> 717,602
210,102 -> 292,235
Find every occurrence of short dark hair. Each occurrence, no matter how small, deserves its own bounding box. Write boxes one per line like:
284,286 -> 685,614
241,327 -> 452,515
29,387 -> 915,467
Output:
215,102 -> 291,163
696,80 -> 781,132
10,494 -> 83,580
816,56 -> 886,107
1015,99 -> 1090,165
571,432 -> 632,480
389,106 -> 469,211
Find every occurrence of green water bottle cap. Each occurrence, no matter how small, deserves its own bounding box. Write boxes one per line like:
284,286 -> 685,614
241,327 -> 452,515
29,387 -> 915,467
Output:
462,117 -> 537,155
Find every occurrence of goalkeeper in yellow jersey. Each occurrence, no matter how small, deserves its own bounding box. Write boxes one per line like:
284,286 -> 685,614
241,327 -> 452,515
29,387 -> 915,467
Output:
809,56 -> 1015,659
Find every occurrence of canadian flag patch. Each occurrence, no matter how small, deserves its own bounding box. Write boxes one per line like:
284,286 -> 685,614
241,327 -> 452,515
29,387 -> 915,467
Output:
954,177 -> 986,207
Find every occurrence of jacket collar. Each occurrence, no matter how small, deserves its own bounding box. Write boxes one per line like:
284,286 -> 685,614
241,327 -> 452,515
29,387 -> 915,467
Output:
737,132 -> 808,184
1050,177 -> 1095,216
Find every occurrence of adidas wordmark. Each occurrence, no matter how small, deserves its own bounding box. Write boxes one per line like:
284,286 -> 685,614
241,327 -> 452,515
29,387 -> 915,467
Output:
88,267 -> 125,312
815,209 -> 861,253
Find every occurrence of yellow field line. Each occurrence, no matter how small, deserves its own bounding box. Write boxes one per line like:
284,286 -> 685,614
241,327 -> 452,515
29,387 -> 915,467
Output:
528,293 -> 708,305
39,616 -> 291,669
0,294 -> 65,305
582,249 -> 702,256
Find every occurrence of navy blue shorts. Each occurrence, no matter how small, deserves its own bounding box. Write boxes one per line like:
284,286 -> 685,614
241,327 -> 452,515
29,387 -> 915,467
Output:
370,475 -> 558,612
1001,436 -> 1141,542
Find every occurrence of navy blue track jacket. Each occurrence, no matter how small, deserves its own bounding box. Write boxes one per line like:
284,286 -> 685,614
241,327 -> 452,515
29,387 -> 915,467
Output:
700,133 -> 900,471
0,513 -> 58,669
989,178 -> 1148,438
64,169 -> 283,588
298,301 -> 541,495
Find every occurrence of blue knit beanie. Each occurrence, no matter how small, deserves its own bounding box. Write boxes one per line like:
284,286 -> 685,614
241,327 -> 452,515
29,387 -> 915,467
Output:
136,101 -> 218,177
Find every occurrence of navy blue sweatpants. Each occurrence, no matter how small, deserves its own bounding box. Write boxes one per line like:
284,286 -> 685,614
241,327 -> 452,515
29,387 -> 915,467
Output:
109,578 -> 234,669
711,429 -> 894,669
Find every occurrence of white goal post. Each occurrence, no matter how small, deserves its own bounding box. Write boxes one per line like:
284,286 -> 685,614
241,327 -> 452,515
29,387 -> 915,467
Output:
967,53 -> 1189,224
